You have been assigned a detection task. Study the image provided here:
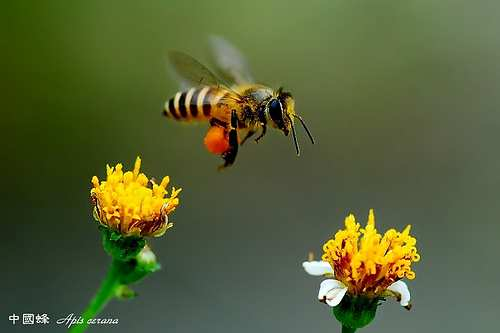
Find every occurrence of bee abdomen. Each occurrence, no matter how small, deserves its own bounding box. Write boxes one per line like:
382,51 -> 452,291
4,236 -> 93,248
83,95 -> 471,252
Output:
163,87 -> 224,121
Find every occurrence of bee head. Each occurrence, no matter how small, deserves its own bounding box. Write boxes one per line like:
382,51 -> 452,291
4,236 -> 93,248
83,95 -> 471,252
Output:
267,89 -> 293,135
267,88 -> 314,156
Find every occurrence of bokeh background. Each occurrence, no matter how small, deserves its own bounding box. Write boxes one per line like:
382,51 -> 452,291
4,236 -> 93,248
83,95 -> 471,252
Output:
2,0 -> 499,332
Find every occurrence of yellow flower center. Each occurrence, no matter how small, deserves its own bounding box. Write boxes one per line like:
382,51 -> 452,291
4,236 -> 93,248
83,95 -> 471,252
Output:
90,157 -> 181,237
322,210 -> 420,296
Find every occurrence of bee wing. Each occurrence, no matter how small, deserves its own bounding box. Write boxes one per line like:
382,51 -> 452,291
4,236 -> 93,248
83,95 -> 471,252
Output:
209,35 -> 254,85
168,50 -> 228,89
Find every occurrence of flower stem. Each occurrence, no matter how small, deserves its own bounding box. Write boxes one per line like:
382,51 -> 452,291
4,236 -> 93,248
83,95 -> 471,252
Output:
69,260 -> 121,333
342,325 -> 357,333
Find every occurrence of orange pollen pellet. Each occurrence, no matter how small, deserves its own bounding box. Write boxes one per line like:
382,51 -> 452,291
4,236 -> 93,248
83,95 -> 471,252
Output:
204,126 -> 229,155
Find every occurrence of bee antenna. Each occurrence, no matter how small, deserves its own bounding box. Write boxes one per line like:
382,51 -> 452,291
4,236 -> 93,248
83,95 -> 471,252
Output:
293,114 -> 315,144
290,117 -> 301,156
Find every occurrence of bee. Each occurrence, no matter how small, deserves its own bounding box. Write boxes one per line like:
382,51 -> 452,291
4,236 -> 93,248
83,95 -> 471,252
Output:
163,36 -> 314,169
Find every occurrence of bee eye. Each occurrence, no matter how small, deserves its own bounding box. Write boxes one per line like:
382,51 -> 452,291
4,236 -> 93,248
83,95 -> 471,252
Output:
268,99 -> 283,124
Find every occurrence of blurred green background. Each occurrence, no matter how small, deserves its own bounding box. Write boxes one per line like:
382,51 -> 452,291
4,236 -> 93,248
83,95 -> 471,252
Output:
2,0 -> 499,332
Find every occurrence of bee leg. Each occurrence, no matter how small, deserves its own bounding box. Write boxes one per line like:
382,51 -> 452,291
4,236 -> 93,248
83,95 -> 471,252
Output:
254,125 -> 267,143
219,110 -> 239,170
209,118 -> 227,127
240,129 -> 256,145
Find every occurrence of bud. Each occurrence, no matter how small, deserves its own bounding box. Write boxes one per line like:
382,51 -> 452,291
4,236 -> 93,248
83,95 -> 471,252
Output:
136,245 -> 160,273
115,285 -> 137,299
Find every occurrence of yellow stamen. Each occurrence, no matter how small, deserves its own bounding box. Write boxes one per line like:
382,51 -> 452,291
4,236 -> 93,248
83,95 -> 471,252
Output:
322,209 -> 420,296
90,157 -> 181,237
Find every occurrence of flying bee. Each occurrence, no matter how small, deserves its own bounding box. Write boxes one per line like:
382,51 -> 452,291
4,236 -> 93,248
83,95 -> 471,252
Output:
163,36 -> 314,169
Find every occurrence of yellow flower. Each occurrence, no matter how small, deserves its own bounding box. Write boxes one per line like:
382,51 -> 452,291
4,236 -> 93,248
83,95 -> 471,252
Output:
303,210 -> 420,308
90,157 -> 181,237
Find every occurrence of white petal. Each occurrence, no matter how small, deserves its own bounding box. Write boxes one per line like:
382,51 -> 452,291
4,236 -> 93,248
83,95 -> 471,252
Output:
302,261 -> 334,276
325,286 -> 348,307
318,279 -> 345,299
318,279 -> 348,307
387,280 -> 411,307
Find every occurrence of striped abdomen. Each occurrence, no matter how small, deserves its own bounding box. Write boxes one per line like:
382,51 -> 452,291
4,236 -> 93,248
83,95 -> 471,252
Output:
163,86 -> 228,122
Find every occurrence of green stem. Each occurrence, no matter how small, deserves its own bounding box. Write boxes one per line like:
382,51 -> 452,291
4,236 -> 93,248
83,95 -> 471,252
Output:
69,260 -> 121,333
342,325 -> 357,333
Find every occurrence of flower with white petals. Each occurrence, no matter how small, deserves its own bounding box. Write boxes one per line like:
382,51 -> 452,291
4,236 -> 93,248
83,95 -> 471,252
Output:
303,210 -> 420,310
